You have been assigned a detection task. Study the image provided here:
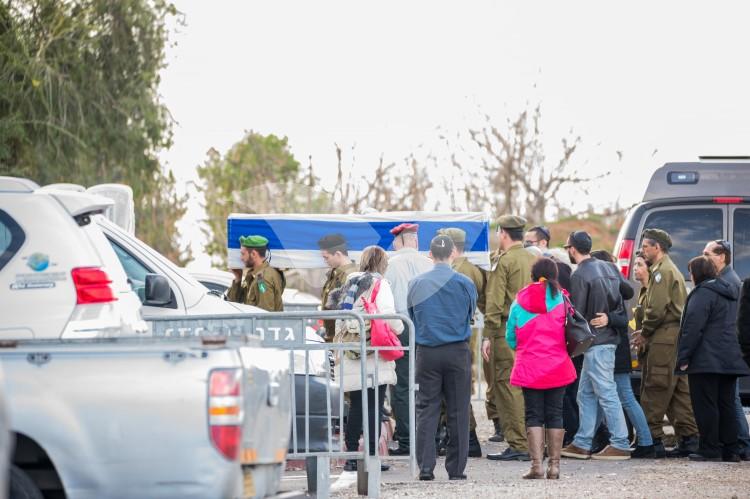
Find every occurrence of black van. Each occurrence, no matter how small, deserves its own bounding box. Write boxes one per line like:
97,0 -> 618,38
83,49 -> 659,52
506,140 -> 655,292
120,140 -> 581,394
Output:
613,158 -> 750,399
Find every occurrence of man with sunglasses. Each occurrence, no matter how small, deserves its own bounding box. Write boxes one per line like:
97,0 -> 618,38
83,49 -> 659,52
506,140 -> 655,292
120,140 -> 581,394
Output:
524,226 -> 551,250
703,239 -> 750,461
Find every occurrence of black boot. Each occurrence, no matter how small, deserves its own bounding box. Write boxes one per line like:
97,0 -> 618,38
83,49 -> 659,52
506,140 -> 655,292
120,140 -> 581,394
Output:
489,418 -> 504,443
631,444 -> 656,459
469,429 -> 482,457
666,435 -> 699,458
653,439 -> 666,459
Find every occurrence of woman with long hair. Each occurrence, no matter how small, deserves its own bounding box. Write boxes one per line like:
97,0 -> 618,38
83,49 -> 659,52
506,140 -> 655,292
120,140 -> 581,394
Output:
506,257 -> 577,479
329,245 -> 404,472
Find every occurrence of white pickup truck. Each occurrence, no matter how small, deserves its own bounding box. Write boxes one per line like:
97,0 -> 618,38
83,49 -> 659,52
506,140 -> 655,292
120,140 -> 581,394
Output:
0,177 -> 292,498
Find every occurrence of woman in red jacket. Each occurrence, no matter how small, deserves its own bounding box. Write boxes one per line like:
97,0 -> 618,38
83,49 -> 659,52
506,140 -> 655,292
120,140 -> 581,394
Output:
507,257 -> 577,479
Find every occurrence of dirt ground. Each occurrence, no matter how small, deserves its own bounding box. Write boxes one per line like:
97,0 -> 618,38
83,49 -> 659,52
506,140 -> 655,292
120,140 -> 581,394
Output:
328,399 -> 750,499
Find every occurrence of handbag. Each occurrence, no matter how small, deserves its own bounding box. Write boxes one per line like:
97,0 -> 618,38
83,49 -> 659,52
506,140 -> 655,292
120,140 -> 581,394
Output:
362,279 -> 404,362
563,294 -> 595,357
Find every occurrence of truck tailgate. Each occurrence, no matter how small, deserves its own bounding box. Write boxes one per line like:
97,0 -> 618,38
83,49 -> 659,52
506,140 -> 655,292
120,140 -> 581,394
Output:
2,341 -> 244,499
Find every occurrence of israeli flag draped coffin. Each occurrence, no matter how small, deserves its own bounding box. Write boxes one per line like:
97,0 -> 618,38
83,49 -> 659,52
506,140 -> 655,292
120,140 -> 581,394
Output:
227,211 -> 491,270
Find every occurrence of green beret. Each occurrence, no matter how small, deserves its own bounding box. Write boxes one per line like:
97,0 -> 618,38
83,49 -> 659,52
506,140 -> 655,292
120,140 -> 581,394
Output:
239,235 -> 269,248
495,214 -> 527,230
437,227 -> 466,244
642,228 -> 672,249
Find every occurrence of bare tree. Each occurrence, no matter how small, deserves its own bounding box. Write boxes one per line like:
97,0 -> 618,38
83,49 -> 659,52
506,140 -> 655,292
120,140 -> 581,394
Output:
449,104 -> 606,222
332,144 -> 433,213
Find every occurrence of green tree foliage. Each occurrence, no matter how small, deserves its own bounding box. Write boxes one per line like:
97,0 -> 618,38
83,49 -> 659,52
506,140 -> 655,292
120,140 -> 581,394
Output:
0,0 -> 190,264
199,130 -> 337,267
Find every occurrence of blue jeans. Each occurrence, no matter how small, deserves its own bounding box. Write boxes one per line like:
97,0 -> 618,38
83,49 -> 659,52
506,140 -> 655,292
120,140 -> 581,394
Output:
597,373 -> 653,446
572,344 -> 630,451
735,380 -> 750,454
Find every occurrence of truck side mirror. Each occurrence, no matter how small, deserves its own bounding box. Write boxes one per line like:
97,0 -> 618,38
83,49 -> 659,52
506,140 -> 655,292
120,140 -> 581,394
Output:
144,274 -> 171,306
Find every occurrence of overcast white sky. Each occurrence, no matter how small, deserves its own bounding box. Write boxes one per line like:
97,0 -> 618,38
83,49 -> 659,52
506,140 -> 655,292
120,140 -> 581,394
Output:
158,0 -> 750,268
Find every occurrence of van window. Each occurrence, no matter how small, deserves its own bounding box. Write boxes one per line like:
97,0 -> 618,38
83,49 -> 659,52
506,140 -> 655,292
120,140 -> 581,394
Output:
733,209 -> 750,280
0,210 -> 25,272
642,208 -> 723,279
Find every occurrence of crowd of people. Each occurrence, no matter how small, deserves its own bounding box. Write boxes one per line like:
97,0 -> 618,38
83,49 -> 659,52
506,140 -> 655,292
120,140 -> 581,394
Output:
227,216 -> 750,481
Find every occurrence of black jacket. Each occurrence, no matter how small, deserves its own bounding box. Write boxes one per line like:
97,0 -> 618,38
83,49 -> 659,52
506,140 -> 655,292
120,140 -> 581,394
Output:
676,278 -> 750,376
570,258 -> 628,346
609,308 -> 632,373
738,278 -> 750,368
556,261 -> 572,293
607,264 -> 635,373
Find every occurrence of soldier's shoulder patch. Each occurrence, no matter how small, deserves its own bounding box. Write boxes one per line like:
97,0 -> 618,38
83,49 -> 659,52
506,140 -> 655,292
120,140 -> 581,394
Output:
654,271 -> 662,284
256,273 -> 268,293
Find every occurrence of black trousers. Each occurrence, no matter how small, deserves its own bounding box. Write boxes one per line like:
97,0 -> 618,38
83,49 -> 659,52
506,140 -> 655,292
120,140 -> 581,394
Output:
522,386 -> 566,428
392,332 -> 410,451
416,342 -> 471,477
688,373 -> 739,457
346,386 -> 387,455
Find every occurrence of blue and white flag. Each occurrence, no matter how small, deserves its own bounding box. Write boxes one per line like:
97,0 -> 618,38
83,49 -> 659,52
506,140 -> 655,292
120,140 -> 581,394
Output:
227,211 -> 491,269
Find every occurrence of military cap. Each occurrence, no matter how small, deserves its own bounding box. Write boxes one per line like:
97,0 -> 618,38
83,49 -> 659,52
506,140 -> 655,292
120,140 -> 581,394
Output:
437,227 -> 466,244
390,223 -> 419,236
642,228 -> 672,249
495,214 -> 527,230
317,233 -> 347,251
239,235 -> 269,248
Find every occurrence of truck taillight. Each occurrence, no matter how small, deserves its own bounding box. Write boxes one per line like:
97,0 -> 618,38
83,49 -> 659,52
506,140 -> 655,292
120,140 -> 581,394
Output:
208,369 -> 243,460
616,239 -> 635,278
71,267 -> 117,304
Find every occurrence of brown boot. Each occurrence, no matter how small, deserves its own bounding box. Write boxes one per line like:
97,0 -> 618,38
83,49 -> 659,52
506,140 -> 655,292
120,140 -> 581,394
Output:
546,428 -> 565,479
522,427 -> 545,479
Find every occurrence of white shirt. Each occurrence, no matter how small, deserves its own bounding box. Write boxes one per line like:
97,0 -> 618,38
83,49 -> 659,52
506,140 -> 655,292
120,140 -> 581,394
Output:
385,247 -> 433,314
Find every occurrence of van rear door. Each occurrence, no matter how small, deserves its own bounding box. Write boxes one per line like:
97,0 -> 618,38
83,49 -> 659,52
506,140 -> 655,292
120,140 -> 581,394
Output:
637,205 -> 725,282
730,206 -> 750,280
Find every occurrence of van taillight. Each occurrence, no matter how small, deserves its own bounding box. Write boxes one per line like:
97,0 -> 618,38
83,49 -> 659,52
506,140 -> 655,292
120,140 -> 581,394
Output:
616,239 -> 635,278
71,267 -> 117,304
713,197 -> 744,204
208,369 -> 243,460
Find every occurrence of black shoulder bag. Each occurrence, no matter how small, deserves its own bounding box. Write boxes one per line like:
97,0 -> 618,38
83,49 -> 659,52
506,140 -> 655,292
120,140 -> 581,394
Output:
563,295 -> 595,357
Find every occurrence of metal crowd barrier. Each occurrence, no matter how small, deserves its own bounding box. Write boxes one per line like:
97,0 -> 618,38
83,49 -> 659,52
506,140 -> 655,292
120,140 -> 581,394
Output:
147,310 -> 416,499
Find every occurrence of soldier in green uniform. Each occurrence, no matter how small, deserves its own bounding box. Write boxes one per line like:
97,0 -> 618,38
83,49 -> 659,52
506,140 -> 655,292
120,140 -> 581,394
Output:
227,235 -> 285,311
482,215 -> 536,461
318,234 -> 358,342
633,229 -> 699,458
437,227 -> 487,456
